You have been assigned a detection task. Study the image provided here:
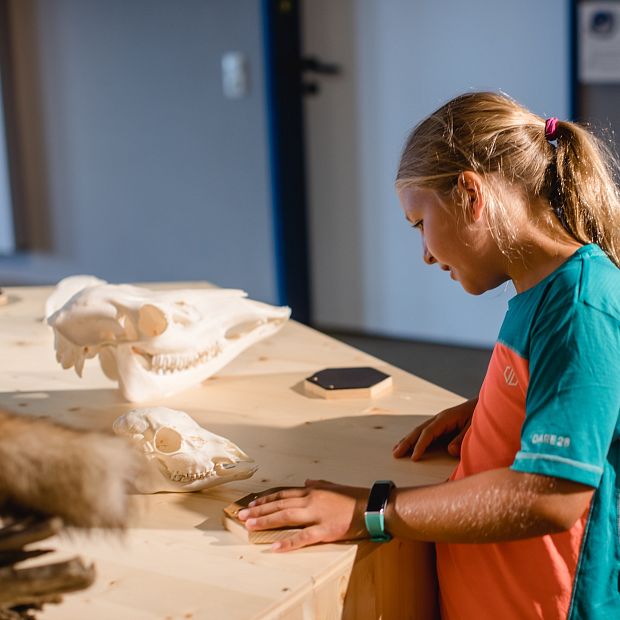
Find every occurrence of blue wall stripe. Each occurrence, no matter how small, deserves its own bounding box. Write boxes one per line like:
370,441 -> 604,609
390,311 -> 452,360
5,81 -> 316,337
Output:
260,0 -> 286,307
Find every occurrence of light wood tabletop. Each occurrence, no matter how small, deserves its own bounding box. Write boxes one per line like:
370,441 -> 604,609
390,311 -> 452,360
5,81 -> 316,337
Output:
0,285 -> 460,619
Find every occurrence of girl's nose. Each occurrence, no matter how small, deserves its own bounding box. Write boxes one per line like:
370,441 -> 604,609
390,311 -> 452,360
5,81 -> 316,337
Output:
423,242 -> 436,265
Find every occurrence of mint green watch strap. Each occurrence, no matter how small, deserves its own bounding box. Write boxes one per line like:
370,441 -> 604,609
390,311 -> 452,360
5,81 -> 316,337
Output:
364,480 -> 395,543
364,511 -> 392,542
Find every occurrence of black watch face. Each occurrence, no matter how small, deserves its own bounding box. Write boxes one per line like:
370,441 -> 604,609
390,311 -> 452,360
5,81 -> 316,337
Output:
367,481 -> 393,512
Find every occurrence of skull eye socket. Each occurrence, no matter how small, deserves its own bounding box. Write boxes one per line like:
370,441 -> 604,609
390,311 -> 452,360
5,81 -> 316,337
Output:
138,304 -> 168,337
154,427 -> 182,453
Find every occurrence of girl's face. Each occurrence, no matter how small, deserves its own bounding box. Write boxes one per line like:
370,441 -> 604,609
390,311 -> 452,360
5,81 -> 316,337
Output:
398,186 -> 508,295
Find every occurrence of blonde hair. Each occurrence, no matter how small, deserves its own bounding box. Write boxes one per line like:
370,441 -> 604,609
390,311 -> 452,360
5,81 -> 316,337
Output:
396,91 -> 620,267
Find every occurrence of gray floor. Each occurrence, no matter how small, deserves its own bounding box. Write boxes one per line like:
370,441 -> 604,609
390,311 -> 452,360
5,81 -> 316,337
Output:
327,331 -> 492,399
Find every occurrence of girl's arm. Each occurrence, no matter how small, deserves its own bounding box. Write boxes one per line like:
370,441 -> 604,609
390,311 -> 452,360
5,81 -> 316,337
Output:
386,467 -> 593,543
238,469 -> 593,552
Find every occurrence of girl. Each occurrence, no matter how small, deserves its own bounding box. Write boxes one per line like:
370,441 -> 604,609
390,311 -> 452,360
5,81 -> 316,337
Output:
238,92 -> 620,619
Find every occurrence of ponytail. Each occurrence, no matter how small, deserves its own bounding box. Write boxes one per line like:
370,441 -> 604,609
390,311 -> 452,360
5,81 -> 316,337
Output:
550,122 -> 620,267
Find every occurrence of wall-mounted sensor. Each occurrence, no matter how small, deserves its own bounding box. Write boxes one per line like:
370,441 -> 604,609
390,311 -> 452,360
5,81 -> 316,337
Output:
222,52 -> 249,99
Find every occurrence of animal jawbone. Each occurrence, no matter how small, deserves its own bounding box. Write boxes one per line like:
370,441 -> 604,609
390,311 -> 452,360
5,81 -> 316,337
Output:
169,469 -> 212,483
167,462 -> 239,483
131,345 -> 223,374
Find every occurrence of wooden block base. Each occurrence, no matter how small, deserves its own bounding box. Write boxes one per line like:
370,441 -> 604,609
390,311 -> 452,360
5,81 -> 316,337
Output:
304,367 -> 393,399
222,487 -> 303,544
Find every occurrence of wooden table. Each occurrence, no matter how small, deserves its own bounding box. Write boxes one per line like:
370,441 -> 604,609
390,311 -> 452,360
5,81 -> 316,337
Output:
0,285 -> 459,619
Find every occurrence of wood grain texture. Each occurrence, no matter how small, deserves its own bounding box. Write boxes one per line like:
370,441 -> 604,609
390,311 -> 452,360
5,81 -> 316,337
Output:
0,285 -> 459,619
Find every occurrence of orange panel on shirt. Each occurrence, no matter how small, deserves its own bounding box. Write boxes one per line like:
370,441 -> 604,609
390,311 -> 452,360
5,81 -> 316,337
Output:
454,342 -> 529,478
436,343 -> 587,620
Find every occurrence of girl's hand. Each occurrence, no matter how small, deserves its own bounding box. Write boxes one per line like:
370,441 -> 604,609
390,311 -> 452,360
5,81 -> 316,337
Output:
392,398 -> 477,461
237,479 -> 368,552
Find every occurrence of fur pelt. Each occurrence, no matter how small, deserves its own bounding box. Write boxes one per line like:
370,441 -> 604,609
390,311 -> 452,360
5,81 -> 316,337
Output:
0,410 -> 140,528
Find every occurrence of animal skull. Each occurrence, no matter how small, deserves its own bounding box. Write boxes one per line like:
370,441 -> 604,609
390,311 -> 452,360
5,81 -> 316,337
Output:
112,407 -> 257,493
47,278 -> 290,402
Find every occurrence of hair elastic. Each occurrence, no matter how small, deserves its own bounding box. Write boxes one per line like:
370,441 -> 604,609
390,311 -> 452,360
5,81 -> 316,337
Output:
545,117 -> 559,141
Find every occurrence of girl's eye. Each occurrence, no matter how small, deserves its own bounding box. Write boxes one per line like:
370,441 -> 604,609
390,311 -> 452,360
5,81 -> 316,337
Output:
411,220 -> 423,231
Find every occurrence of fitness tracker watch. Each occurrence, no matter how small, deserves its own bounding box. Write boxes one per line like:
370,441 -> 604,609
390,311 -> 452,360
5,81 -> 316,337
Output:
364,480 -> 395,542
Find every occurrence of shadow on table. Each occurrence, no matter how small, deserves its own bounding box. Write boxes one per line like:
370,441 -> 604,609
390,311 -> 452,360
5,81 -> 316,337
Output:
0,387 -> 133,431
0,384 -> 457,528
0,382 -> 449,620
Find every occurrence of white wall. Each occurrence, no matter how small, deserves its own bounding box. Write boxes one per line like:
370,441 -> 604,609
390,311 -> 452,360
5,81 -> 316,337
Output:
0,0 -> 278,304
304,0 -> 570,347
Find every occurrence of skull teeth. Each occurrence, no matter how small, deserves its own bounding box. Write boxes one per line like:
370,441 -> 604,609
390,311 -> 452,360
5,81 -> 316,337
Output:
169,470 -> 214,482
145,346 -> 223,374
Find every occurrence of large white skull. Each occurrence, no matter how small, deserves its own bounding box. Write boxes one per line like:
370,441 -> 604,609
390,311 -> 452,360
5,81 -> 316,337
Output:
112,407 -> 257,493
46,278 -> 290,402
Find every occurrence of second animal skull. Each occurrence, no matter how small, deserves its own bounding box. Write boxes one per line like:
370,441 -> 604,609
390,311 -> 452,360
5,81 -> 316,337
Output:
113,407 -> 257,493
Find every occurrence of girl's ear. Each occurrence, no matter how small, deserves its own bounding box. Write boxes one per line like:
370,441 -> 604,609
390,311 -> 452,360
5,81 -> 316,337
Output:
457,171 -> 485,223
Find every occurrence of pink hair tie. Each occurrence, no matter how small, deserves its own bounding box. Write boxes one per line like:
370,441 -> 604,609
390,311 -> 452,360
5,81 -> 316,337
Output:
545,117 -> 559,141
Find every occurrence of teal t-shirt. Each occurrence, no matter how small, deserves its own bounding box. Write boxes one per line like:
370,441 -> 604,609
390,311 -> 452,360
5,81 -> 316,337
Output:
506,244 -> 620,618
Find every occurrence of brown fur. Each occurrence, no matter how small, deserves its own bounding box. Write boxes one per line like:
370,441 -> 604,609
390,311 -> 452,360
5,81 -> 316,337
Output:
0,410 -> 141,529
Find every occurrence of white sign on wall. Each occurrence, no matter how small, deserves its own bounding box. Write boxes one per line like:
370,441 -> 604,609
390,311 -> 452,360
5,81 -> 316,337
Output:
579,2 -> 620,83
